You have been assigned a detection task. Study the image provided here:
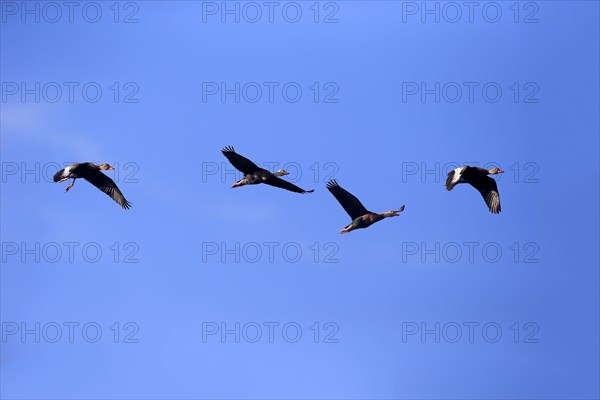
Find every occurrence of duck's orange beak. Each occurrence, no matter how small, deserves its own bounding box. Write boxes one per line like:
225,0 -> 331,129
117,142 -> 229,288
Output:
108,166 -> 115,170
498,169 -> 504,173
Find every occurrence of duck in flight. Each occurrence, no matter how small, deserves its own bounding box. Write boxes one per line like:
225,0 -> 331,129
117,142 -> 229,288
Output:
326,179 -> 405,234
53,162 -> 132,209
221,146 -> 314,194
445,166 -> 503,214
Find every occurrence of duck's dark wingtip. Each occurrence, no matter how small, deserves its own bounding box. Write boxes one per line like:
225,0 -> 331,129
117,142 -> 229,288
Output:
222,145 -> 235,153
325,179 -> 339,189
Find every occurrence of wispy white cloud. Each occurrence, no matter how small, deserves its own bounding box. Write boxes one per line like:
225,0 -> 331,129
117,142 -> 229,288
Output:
1,103 -> 104,160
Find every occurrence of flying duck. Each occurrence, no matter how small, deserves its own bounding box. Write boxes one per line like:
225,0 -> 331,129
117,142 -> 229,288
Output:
326,179 -> 405,234
221,146 -> 314,194
53,162 -> 132,209
445,166 -> 503,214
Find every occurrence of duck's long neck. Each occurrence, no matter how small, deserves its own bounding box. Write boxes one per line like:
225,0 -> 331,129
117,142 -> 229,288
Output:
381,205 -> 405,218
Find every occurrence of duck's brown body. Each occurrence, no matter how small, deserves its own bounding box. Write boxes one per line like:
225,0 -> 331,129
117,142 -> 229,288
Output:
235,169 -> 286,187
344,213 -> 385,231
361,213 -> 385,225
53,163 -> 96,181
326,180 -> 405,234
53,162 -> 132,209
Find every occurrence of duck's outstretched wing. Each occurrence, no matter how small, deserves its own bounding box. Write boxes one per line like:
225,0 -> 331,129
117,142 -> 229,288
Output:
326,179 -> 368,220
469,176 -> 501,214
265,177 -> 314,194
83,170 -> 132,209
221,146 -> 262,174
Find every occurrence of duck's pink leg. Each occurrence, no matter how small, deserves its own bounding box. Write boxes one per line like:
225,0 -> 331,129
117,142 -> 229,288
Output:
65,179 -> 75,193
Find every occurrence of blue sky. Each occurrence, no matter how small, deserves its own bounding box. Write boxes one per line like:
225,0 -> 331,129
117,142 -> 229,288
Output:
1,1 -> 599,399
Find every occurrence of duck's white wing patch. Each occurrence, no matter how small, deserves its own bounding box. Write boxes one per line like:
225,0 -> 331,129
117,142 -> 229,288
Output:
451,166 -> 464,183
445,166 -> 467,191
55,165 -> 72,180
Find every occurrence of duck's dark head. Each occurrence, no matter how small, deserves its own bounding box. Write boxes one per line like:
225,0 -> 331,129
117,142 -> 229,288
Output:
99,163 -> 115,171
274,169 -> 289,176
